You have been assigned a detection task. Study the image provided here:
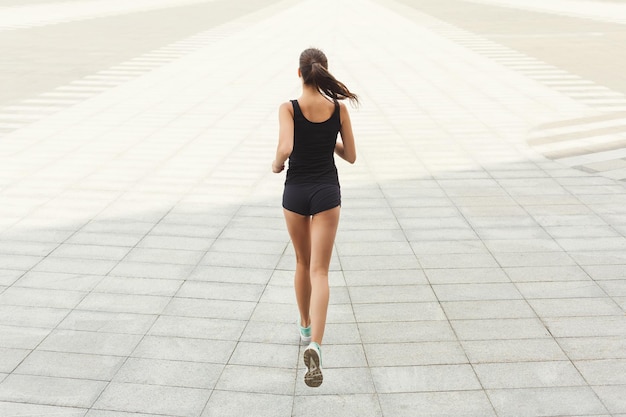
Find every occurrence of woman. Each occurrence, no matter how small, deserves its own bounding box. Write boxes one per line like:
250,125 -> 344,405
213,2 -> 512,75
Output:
272,47 -> 358,387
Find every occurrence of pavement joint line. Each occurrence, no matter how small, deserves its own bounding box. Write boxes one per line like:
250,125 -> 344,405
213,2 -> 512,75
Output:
0,0 -> 222,31
465,0 -> 626,26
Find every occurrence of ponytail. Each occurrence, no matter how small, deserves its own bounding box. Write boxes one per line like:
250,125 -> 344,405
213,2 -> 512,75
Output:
299,48 -> 359,105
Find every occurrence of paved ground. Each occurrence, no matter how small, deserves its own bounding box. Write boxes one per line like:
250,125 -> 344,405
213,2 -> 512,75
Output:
0,0 -> 625,416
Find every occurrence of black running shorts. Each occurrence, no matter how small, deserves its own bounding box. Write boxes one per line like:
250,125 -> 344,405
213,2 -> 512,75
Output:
282,183 -> 341,216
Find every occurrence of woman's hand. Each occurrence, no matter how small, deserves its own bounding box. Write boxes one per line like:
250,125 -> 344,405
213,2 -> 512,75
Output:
272,160 -> 285,173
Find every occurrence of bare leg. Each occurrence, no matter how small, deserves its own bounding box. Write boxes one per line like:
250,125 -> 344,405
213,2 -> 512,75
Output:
309,206 -> 340,344
283,209 -> 312,327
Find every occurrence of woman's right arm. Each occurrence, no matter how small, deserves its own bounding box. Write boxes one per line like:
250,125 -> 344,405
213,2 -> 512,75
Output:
336,102 -> 356,164
272,102 -> 294,173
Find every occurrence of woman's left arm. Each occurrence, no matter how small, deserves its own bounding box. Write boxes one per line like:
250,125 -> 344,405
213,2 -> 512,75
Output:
272,102 -> 294,173
336,102 -> 356,164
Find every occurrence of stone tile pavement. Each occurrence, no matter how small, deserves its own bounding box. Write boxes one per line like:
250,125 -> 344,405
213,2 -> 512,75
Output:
389,0 -> 626,179
0,0 -> 625,416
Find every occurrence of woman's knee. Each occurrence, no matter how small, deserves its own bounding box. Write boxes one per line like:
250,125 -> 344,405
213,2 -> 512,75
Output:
310,265 -> 329,280
294,250 -> 311,266
296,257 -> 311,269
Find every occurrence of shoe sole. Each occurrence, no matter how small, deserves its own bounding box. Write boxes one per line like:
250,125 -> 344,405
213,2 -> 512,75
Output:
303,348 -> 323,387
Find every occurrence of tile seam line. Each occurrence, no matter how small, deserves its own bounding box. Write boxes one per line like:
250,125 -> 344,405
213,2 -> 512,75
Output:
3,370 -> 217,390
4,347 -> 248,362
0,399 -> 88,413
0,0 -> 223,32
373,382 -> 597,393
460,0 -> 626,26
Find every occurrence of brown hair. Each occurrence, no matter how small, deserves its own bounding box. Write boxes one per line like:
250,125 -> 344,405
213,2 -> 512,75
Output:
299,48 -> 359,105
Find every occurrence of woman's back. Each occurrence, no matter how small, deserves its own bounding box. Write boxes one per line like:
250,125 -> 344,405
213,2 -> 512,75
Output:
295,96 -> 336,122
285,98 -> 340,186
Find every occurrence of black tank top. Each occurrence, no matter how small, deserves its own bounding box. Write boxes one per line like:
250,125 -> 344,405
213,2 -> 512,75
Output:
285,99 -> 341,185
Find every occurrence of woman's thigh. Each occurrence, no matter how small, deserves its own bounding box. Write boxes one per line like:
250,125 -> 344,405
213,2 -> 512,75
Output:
310,206 -> 340,273
283,208 -> 311,264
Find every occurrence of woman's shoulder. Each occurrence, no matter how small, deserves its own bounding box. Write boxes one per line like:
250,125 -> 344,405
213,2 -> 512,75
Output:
279,101 -> 295,114
338,100 -> 350,114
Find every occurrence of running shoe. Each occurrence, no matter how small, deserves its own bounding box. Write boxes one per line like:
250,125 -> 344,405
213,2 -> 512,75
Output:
299,323 -> 311,344
303,342 -> 323,387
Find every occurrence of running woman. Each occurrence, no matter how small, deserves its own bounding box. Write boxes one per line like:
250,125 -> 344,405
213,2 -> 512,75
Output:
272,47 -> 358,387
